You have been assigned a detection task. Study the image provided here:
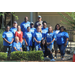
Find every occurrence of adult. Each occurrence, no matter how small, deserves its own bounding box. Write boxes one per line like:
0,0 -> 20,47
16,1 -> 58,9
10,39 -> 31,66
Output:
40,39 -> 55,61
2,26 -> 14,58
33,26 -> 43,50
12,37 -> 23,52
15,25 -> 23,44
20,17 -> 30,34
34,15 -> 43,28
57,26 -> 69,60
30,22 -> 36,50
53,24 -> 60,58
42,21 -> 48,38
24,27 -> 33,51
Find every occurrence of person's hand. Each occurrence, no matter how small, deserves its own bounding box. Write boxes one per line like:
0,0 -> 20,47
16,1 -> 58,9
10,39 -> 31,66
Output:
64,43 -> 66,47
36,41 -> 39,43
26,42 -> 28,46
38,41 -> 41,43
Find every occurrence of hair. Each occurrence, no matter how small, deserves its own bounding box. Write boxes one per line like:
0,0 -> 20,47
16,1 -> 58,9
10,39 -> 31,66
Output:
60,26 -> 66,31
17,25 -> 21,31
15,36 -> 19,41
37,26 -> 42,33
42,21 -> 47,25
40,39 -> 47,52
5,25 -> 10,31
27,26 -> 30,29
55,24 -> 60,30
48,26 -> 53,33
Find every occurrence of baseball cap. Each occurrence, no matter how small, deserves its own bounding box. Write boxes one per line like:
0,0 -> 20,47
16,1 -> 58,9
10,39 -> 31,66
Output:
13,21 -> 17,24
30,22 -> 34,25
38,15 -> 42,18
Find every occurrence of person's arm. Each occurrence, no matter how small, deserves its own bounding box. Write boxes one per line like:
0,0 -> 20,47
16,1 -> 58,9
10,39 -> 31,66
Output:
64,38 -> 68,46
33,37 -> 39,43
3,38 -> 11,44
47,48 -> 52,54
20,48 -> 23,52
47,38 -> 55,45
14,47 -> 18,51
24,38 -> 28,46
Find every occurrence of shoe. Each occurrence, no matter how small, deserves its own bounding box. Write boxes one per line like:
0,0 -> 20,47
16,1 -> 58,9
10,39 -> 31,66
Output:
54,55 -> 57,59
61,58 -> 64,61
50,59 -> 55,61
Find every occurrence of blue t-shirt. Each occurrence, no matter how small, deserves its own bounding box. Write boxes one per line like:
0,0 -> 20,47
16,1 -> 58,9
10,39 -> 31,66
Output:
12,42 -> 22,52
20,21 -> 30,33
30,27 -> 36,34
33,31 -> 43,46
2,31 -> 14,46
10,27 -> 17,35
42,27 -> 48,38
53,30 -> 60,41
57,31 -> 69,45
45,32 -> 56,45
23,31 -> 32,46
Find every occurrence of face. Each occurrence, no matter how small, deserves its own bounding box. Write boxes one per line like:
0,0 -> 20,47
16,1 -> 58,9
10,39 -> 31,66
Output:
25,17 -> 28,22
42,40 -> 45,45
60,28 -> 64,32
38,17 -> 42,21
13,23 -> 17,28
56,25 -> 60,30
17,26 -> 21,31
37,27 -> 41,32
6,26 -> 10,31
31,24 -> 34,28
27,27 -> 30,32
15,38 -> 19,43
43,23 -> 47,28
48,27 -> 52,32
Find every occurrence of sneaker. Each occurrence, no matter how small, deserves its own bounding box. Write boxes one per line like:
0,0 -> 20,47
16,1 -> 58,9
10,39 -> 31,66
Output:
54,55 -> 57,59
61,58 -> 64,61
50,59 -> 55,61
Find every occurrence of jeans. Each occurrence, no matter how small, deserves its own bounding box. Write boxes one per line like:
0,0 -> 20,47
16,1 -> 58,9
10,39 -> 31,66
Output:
58,42 -> 68,56
35,44 -> 41,51
26,46 -> 31,51
47,44 -> 53,51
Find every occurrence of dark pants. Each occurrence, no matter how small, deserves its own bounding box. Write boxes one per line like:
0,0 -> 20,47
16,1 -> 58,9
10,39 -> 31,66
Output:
32,42 -> 35,51
44,50 -> 53,59
3,46 -> 12,58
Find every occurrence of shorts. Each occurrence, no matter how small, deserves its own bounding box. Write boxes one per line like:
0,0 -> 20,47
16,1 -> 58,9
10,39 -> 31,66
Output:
47,44 -> 53,51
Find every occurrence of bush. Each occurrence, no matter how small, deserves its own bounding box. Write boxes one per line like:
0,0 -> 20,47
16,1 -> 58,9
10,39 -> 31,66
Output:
0,29 -> 4,52
10,51 -> 44,61
0,52 -> 7,60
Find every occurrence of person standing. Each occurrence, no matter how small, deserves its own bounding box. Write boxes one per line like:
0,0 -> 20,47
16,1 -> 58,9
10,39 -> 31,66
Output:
53,24 -> 60,58
2,26 -> 14,58
23,27 -> 33,51
30,22 -> 36,50
15,25 -> 23,44
34,15 -> 43,28
57,26 -> 69,60
42,21 -> 48,38
12,37 -> 23,52
33,26 -> 43,50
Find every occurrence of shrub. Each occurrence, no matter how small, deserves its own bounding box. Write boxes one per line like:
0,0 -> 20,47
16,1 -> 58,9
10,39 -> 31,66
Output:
10,51 -> 44,61
0,52 -> 7,60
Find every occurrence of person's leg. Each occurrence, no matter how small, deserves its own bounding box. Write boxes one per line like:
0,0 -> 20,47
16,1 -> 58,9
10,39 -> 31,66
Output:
35,45 -> 39,51
26,46 -> 30,51
32,42 -> 35,51
22,40 -> 25,51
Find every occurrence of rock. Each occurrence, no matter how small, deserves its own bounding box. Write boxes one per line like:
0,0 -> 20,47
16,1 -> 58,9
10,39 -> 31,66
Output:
44,57 -> 50,61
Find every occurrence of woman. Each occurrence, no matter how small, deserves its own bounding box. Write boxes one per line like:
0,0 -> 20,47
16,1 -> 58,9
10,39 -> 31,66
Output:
2,26 -> 14,58
24,26 -> 33,51
12,37 -> 23,52
15,25 -> 23,43
33,26 -> 43,50
45,26 -> 56,51
57,26 -> 69,60
53,24 -> 60,58
40,39 -> 55,61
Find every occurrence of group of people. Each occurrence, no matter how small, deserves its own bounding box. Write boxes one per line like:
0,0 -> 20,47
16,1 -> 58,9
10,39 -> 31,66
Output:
2,15 -> 69,61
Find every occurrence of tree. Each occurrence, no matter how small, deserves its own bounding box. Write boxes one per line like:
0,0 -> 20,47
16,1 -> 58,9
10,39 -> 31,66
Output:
58,12 -> 75,30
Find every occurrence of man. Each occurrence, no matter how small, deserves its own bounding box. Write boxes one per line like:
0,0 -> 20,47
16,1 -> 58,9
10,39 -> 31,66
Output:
34,15 -> 43,28
20,17 -> 30,51
20,17 -> 30,34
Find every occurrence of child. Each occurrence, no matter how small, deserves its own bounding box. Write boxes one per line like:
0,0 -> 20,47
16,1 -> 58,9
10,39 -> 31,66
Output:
33,26 -> 43,50
24,26 -> 33,51
2,26 -> 14,58
57,26 -> 69,60
12,37 -> 23,52
40,39 -> 55,61
45,26 -> 56,61
30,22 -> 36,50
53,24 -> 60,58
